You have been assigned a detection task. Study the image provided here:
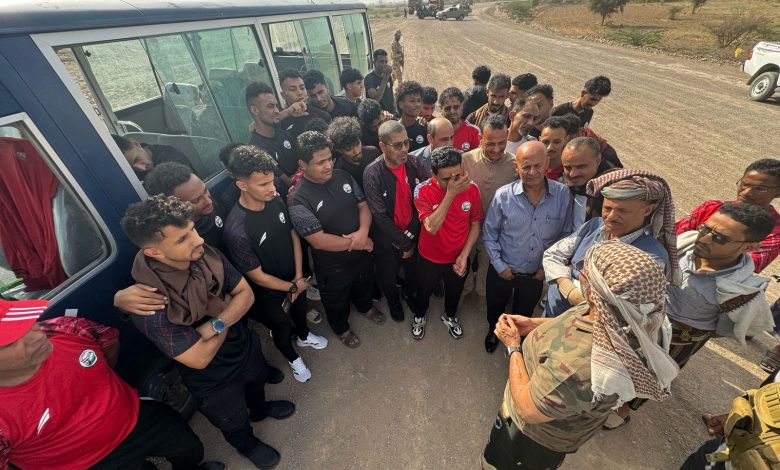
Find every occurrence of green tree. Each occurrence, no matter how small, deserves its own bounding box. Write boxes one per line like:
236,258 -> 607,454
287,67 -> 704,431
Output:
589,0 -> 629,26
691,0 -> 707,14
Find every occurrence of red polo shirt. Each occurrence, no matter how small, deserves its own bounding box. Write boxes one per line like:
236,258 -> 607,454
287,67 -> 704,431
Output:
414,178 -> 483,264
453,121 -> 481,153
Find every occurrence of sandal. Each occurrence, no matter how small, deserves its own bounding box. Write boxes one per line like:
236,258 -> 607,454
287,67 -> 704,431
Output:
359,306 -> 386,325
602,410 -> 631,430
339,330 -> 361,349
760,346 -> 780,374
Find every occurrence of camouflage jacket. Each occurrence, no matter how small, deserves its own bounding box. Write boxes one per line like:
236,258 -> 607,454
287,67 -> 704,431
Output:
391,40 -> 404,66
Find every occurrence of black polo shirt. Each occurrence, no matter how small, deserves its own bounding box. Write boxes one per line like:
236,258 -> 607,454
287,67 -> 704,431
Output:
289,169 -> 366,269
334,145 -> 382,190
405,121 -> 428,153
223,197 -> 295,299
280,105 -> 332,141
249,128 -> 299,177
195,199 -> 226,252
551,101 -> 594,128
325,96 -> 359,118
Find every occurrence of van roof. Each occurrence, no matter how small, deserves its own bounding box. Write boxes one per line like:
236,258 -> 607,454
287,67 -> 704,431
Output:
0,0 -> 366,35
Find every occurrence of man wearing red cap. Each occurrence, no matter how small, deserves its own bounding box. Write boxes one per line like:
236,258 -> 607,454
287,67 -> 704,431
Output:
0,299 -> 220,470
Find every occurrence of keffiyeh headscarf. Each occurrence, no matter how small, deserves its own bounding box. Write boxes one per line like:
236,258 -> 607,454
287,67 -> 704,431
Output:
583,241 -> 679,405
586,169 -> 680,285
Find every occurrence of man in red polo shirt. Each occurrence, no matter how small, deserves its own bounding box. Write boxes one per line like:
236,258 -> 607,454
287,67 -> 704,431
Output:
0,299 -> 219,470
412,146 -> 483,340
676,158 -> 780,273
439,87 -> 481,154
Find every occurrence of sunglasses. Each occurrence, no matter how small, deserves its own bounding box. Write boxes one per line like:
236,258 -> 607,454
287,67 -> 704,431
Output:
387,139 -> 412,151
696,223 -> 752,245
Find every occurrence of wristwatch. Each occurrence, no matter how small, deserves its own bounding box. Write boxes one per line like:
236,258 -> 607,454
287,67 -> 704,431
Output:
211,318 -> 225,336
288,282 -> 298,294
505,345 -> 522,359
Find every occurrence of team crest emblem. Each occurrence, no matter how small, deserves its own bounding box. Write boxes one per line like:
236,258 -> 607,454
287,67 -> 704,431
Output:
461,201 -> 471,211
79,349 -> 98,368
283,140 -> 292,150
279,212 -> 286,223
415,135 -> 424,144
214,216 -> 223,228
343,184 -> 352,194
462,143 -> 470,151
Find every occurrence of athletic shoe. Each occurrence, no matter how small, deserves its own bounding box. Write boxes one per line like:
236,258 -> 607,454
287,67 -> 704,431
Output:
296,332 -> 328,349
306,284 -> 321,301
289,357 -> 311,382
411,316 -> 426,340
441,314 -> 463,339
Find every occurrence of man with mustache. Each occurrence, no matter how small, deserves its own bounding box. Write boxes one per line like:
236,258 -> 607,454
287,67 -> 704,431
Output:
551,75 -> 612,128
505,96 -> 539,156
438,86 -> 481,153
466,73 -> 512,130
560,136 -> 616,229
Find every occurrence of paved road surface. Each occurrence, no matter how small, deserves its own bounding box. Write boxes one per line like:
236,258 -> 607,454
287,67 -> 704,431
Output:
192,5 -> 780,469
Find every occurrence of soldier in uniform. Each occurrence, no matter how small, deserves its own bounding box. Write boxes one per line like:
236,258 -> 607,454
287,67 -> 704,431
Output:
391,29 -> 404,93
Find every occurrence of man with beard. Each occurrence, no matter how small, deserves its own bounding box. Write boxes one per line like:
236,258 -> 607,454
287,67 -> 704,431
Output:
552,75 -> 611,128
329,116 -> 382,190
365,49 -> 394,112
410,117 -> 454,178
676,158 -> 780,273
289,132 -> 385,348
396,81 -> 428,152
277,69 -> 332,141
505,97 -> 539,156
439,86 -> 481,154
420,86 -> 438,124
304,69 -> 358,119
526,84 -> 554,139
111,134 -> 193,180
560,136 -> 615,229
467,73 -> 511,129
364,121 -> 428,321
122,196 -> 293,469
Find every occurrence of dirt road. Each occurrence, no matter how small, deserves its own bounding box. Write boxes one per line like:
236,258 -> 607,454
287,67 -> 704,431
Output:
192,5 -> 780,469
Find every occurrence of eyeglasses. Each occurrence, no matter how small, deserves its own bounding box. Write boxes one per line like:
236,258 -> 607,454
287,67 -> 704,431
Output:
736,178 -> 780,194
696,223 -> 752,245
387,139 -> 412,151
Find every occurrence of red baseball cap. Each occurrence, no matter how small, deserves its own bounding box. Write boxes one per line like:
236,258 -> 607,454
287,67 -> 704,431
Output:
0,299 -> 49,347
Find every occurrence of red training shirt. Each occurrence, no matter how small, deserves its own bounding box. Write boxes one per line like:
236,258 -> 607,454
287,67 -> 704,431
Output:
453,121 -> 481,153
389,163 -> 413,231
414,178 -> 483,264
0,317 -> 139,470
676,199 -> 780,273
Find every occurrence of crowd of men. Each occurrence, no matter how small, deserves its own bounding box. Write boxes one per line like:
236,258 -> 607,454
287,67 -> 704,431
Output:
3,44 -> 780,469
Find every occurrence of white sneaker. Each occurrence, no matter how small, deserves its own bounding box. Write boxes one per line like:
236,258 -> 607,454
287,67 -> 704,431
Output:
306,284 -> 321,301
296,332 -> 328,350
290,357 -> 311,382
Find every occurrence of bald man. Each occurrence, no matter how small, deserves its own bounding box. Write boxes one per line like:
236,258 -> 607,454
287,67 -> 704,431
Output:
410,117 -> 454,178
482,140 -> 573,353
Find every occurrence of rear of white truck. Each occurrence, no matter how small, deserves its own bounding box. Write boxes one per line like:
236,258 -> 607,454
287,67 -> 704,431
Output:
743,41 -> 780,102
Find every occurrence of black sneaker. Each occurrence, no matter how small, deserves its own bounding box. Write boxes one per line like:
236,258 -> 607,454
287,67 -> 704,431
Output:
250,400 -> 296,422
389,303 -> 405,322
243,441 -> 281,469
265,366 -> 284,385
441,314 -> 463,339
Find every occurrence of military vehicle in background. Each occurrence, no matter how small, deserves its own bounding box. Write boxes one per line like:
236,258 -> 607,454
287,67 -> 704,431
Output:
409,0 -> 472,19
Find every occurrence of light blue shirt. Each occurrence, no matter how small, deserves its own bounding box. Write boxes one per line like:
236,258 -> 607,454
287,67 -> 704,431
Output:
483,178 -> 574,274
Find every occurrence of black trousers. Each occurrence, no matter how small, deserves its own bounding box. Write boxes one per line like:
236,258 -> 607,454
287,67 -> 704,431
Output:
90,400 -> 204,470
373,241 -> 417,308
486,265 -> 543,330
315,253 -> 374,335
679,437 -> 726,470
416,254 -> 467,318
482,414 -> 566,470
248,286 -> 309,362
194,333 -> 268,455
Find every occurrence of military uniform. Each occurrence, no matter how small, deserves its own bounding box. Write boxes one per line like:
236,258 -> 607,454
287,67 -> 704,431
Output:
482,304 -> 618,469
391,36 -> 404,90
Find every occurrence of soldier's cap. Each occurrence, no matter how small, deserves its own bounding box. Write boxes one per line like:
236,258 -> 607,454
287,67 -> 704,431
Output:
395,29 -> 401,34
0,299 -> 49,346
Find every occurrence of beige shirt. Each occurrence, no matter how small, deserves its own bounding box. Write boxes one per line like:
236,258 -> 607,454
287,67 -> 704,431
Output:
462,147 -> 517,213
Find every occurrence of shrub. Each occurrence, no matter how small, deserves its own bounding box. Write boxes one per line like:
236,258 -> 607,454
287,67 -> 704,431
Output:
707,16 -> 762,48
589,0 -> 629,26
504,0 -> 534,20
605,27 -> 663,46
668,5 -> 683,20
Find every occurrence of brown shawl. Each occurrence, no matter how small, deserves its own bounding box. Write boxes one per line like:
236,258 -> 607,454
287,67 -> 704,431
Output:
131,245 -> 229,325
471,102 -> 509,130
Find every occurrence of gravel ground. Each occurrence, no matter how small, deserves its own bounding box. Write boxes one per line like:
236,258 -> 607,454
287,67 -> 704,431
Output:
191,4 -> 780,469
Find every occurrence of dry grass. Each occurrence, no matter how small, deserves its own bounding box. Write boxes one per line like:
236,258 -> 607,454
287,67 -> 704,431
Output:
532,0 -> 780,59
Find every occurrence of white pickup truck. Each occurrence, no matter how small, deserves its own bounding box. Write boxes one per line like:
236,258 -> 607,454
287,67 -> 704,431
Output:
743,41 -> 780,101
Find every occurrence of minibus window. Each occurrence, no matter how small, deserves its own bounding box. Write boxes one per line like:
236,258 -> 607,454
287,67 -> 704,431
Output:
332,13 -> 371,75
267,18 -> 341,95
0,122 -> 107,300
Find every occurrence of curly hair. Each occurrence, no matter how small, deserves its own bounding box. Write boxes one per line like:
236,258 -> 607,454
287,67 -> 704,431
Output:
422,86 -> 438,105
471,65 -> 491,85
327,116 -> 362,151
745,158 -> 780,182
340,68 -> 364,89
303,69 -> 327,91
357,98 -> 383,127
584,75 -> 612,96
218,142 -> 242,169
143,162 -> 194,196
438,86 -> 465,106
227,145 -> 277,179
121,195 -> 193,247
430,146 -> 462,174
395,80 -> 423,114
718,201 -> 777,242
303,117 -> 330,134
297,131 -> 332,163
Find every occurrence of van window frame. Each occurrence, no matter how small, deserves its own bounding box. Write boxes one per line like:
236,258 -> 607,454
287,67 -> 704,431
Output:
0,112 -> 116,303
31,9 -> 368,188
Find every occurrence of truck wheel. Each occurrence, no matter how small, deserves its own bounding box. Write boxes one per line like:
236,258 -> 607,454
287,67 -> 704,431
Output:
748,71 -> 779,102
137,355 -> 198,420
458,15 -> 464,20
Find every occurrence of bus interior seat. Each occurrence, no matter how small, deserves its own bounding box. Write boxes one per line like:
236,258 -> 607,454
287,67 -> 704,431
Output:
162,82 -> 199,134
123,131 -> 226,178
52,186 -> 104,277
